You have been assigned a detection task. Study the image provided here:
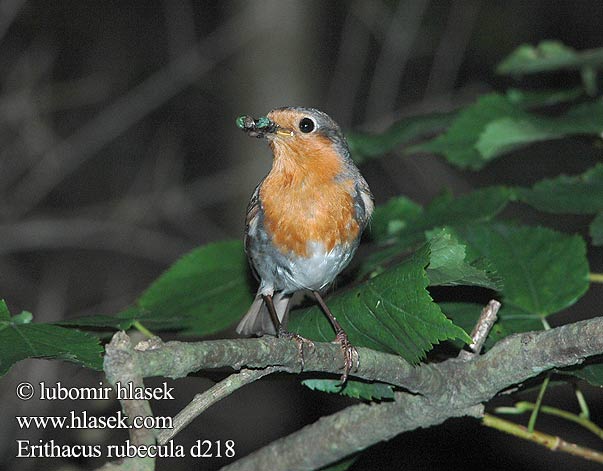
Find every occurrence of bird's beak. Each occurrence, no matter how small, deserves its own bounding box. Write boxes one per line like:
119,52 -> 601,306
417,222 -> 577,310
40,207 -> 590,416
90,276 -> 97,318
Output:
236,115 -> 293,139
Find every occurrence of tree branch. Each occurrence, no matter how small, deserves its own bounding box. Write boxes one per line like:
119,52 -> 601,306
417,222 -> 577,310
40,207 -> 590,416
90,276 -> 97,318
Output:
103,316 -> 603,471
133,336 -> 441,395
101,332 -> 155,471
156,366 -> 287,444
218,316 -> 603,470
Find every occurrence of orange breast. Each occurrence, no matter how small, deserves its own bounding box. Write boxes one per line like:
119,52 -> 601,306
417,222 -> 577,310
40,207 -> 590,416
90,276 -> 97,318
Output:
259,135 -> 360,257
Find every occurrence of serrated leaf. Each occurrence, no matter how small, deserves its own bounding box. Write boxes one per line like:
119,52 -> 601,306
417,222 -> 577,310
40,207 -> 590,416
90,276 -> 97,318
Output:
497,41 -> 603,75
363,187 -> 510,278
58,306 -> 189,332
476,103 -> 603,160
137,240 -> 253,336
441,302 -> 543,351
443,302 -> 603,387
454,223 -> 589,316
372,187 -> 511,244
290,244 -> 471,363
411,92 -> 603,169
347,112 -> 455,164
0,301 -> 103,375
476,117 -> 554,160
410,94 -> 524,169
515,164 -> 603,215
590,212 -> 603,246
425,228 -> 501,290
302,379 -> 395,400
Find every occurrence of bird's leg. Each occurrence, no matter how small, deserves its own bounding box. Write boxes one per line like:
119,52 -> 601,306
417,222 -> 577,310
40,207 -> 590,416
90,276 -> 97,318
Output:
313,291 -> 359,384
262,294 -> 314,370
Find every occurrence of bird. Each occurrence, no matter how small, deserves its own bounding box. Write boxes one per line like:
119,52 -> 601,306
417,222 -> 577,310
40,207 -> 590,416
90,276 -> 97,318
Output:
235,107 -> 374,382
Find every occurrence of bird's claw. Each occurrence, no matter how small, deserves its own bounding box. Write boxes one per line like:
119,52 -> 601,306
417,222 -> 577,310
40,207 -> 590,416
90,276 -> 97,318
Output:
333,330 -> 359,385
278,328 -> 315,371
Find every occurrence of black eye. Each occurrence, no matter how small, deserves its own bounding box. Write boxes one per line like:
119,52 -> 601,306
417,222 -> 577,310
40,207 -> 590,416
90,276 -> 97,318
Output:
299,117 -> 315,133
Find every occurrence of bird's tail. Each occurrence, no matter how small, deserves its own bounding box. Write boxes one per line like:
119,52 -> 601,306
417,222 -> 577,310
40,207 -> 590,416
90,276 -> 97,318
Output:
236,291 -> 292,336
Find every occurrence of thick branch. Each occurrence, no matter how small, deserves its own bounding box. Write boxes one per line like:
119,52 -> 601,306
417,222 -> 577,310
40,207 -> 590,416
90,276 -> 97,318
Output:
219,316 -> 603,470
133,336 -> 442,395
101,332 -> 155,471
103,316 -> 603,471
222,392 -> 483,471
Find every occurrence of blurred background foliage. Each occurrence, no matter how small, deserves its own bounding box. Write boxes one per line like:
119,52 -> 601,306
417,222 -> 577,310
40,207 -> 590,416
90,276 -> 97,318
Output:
1,1 -> 603,470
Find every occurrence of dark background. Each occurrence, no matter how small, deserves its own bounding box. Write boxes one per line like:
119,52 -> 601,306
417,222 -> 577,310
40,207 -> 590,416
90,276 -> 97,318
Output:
1,1 -> 603,470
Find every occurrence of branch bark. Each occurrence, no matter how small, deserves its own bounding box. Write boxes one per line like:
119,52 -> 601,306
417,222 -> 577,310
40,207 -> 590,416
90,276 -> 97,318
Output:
104,316 -> 603,471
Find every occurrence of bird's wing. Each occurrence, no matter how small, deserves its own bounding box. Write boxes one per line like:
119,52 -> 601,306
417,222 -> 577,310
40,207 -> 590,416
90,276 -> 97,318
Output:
354,176 -> 374,230
244,181 -> 262,254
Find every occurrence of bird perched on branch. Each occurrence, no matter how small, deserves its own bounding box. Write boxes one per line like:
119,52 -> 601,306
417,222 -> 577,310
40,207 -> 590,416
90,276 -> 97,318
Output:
235,107 -> 374,382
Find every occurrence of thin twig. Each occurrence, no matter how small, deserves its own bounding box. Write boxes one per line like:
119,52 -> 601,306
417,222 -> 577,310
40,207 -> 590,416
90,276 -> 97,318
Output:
9,5 -> 266,215
483,414 -> 603,464
365,0 -> 430,121
157,367 -> 284,444
495,401 -> 603,440
527,373 -> 551,433
0,217 -> 193,263
0,0 -> 26,44
574,385 -> 591,419
458,299 -> 501,359
424,0 -> 481,98
590,272 -> 603,283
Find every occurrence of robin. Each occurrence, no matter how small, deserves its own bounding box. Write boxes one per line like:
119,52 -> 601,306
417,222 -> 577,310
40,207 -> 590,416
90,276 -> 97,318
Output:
235,107 -> 374,382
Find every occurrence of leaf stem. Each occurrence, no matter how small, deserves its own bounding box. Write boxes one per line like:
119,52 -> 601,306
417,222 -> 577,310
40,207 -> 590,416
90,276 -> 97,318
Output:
132,321 -> 154,338
496,402 -> 603,440
527,374 -> 550,433
483,414 -> 603,464
589,273 -> 603,283
575,385 -> 591,419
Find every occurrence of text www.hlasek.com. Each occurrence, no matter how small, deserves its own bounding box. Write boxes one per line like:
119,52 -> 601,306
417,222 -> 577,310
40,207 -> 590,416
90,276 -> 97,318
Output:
17,411 -> 172,430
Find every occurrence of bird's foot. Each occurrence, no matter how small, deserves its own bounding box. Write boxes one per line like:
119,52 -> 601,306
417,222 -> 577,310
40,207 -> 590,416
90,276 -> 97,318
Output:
333,330 -> 359,385
277,327 -> 315,371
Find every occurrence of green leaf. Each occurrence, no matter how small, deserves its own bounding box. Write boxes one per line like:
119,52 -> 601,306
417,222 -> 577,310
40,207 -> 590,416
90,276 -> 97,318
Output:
497,41 -> 603,75
61,241 -> 256,336
444,303 -> 603,388
302,379 -> 395,400
505,87 -> 584,108
410,94 -> 524,169
475,117 -> 552,160
590,212 -> 603,246
411,92 -> 603,169
58,307 -> 158,331
425,228 -> 501,290
363,187 -> 510,279
290,244 -> 471,363
347,112 -> 455,164
561,364 -> 603,387
441,302 -> 543,350
319,456 -> 359,471
372,186 -> 511,244
515,164 -> 603,215
454,223 -> 589,316
0,301 -> 103,375
0,300 -> 10,324
137,240 -> 253,336
476,102 -> 603,161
